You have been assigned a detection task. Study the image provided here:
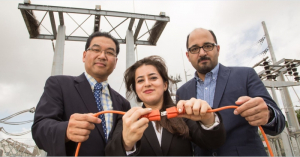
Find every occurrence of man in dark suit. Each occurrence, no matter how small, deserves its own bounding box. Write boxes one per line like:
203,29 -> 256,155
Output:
32,32 -> 131,156
176,28 -> 285,156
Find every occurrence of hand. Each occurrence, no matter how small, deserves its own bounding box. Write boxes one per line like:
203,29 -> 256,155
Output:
122,107 -> 151,151
177,98 -> 214,126
66,113 -> 101,143
234,96 -> 269,126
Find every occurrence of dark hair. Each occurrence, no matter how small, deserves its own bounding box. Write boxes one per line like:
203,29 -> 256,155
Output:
186,29 -> 217,50
124,55 -> 189,138
85,32 -> 120,55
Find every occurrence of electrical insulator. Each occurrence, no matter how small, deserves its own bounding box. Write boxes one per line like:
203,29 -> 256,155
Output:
264,65 -> 270,70
286,64 -> 290,68
292,68 -> 297,72
288,71 -> 293,75
265,70 -> 271,74
287,68 -> 291,71
266,75 -> 272,80
295,76 -> 300,82
272,75 -> 277,81
293,72 -> 299,76
291,63 -> 297,68
263,61 -> 269,66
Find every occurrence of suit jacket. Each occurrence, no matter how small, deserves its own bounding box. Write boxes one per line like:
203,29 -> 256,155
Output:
176,64 -> 285,156
32,73 -> 131,156
105,114 -> 226,156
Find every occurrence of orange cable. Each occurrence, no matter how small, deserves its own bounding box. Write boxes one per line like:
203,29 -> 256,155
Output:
75,106 -> 273,157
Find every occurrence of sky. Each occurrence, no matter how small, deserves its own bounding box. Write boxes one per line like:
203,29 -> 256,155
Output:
0,0 -> 300,147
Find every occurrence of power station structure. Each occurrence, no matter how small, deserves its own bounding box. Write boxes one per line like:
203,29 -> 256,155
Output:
252,21 -> 300,156
18,0 -> 170,106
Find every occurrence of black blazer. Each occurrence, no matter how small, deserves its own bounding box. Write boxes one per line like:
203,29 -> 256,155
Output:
32,73 -> 131,156
105,113 -> 226,156
176,64 -> 286,156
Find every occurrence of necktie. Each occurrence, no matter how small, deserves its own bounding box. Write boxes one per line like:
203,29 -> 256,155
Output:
94,83 -> 108,142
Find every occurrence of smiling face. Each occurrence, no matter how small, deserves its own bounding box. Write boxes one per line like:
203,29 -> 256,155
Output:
83,36 -> 118,82
186,28 -> 220,79
135,64 -> 167,110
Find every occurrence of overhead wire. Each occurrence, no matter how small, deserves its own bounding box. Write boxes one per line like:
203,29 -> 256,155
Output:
226,34 -> 266,66
0,127 -> 31,136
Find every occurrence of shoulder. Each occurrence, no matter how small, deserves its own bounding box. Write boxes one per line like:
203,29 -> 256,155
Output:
224,66 -> 255,74
108,85 -> 129,103
177,78 -> 195,92
45,75 -> 76,84
225,66 -> 253,71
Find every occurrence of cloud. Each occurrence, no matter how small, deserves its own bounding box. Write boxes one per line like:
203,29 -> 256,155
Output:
1,0 -> 300,147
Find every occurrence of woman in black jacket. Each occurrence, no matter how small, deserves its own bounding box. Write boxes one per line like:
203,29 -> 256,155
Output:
105,55 -> 225,156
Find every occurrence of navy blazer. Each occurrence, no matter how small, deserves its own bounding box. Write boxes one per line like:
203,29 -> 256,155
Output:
32,73 -> 131,156
176,64 -> 285,156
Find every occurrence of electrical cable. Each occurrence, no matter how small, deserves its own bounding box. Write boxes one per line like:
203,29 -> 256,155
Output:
74,106 -> 273,157
0,127 -> 31,136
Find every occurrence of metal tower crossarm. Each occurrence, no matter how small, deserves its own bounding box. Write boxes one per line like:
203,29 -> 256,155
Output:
18,3 -> 170,46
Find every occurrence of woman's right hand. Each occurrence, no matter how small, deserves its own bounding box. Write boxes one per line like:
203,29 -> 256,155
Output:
122,107 -> 152,151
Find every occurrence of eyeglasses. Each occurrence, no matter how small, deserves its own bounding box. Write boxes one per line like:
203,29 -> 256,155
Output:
87,47 -> 117,57
188,43 -> 217,54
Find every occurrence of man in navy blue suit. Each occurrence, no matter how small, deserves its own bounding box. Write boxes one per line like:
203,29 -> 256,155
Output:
176,28 -> 285,156
32,32 -> 130,156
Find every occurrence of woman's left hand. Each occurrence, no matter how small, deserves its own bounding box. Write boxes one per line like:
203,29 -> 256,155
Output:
177,97 -> 214,125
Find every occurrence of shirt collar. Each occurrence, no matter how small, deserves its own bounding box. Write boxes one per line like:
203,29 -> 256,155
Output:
194,63 -> 220,81
84,72 -> 108,91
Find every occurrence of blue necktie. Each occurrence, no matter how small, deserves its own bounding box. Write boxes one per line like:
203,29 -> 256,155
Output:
94,83 -> 107,142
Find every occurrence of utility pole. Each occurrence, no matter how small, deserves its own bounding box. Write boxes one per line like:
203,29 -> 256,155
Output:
262,21 -> 300,156
262,21 -> 300,132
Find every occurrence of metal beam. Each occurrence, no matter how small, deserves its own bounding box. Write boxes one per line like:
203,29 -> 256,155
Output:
18,3 -> 170,22
148,21 -> 168,45
33,34 -> 153,45
258,58 -> 287,76
94,15 -> 100,32
126,29 -> 137,107
128,18 -> 135,30
51,25 -> 65,76
20,9 -> 35,37
49,11 -> 57,38
252,56 -> 268,68
134,19 -> 144,42
263,80 -> 300,88
58,12 -> 64,25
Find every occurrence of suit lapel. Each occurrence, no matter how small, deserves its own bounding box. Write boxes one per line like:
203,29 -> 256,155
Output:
74,73 -> 106,141
213,64 -> 230,108
161,127 -> 173,155
144,122 -> 164,156
186,79 -> 197,99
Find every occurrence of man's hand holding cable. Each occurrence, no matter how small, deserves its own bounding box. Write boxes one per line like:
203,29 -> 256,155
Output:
177,98 -> 215,126
234,96 -> 270,126
66,113 -> 101,143
122,107 -> 152,151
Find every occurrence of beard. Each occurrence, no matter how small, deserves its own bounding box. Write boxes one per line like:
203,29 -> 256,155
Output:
196,56 -> 215,74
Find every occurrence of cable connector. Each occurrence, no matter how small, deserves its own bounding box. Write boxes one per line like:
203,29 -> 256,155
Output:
140,109 -> 161,121
163,107 -> 185,119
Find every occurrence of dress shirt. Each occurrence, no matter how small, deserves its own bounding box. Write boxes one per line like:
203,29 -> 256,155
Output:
194,63 -> 276,126
85,72 -> 113,139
